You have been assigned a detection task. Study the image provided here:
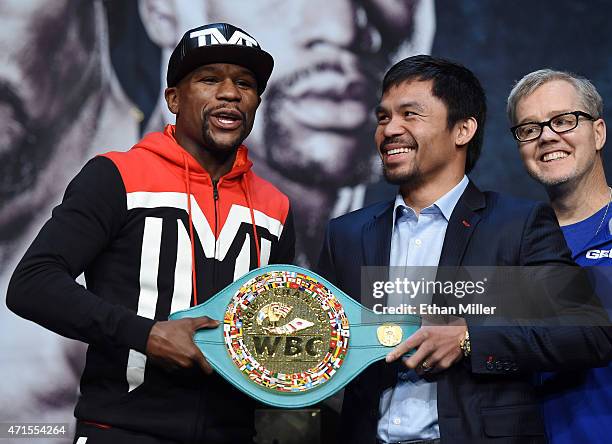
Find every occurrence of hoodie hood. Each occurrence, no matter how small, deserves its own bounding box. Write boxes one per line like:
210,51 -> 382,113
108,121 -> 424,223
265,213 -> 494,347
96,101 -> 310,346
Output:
127,124 -> 260,306
134,124 -> 253,183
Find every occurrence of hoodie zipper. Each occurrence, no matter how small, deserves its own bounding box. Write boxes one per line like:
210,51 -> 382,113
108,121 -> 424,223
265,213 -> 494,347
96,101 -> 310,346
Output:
212,179 -> 219,291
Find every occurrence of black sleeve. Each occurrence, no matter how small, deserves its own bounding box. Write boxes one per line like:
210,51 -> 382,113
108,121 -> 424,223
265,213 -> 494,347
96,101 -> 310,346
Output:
270,204 -> 295,264
469,203 -> 612,374
6,156 -> 155,353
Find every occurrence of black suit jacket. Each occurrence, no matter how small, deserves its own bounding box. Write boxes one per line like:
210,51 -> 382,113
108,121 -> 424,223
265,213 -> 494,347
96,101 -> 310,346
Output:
317,181 -> 612,444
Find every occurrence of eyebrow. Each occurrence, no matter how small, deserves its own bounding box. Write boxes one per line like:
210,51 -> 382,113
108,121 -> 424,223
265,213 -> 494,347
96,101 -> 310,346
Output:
397,101 -> 426,113
235,67 -> 257,79
374,105 -> 386,115
517,109 -> 574,125
374,101 -> 427,118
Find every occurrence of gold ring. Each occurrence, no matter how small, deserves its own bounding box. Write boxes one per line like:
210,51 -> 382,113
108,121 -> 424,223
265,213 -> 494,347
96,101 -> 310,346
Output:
421,360 -> 431,370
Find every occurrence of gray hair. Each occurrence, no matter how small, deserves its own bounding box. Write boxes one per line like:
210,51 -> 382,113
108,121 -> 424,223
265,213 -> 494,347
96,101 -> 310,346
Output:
507,69 -> 603,125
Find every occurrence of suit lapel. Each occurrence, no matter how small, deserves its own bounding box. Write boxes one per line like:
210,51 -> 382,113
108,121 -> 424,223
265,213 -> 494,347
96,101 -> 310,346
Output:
438,181 -> 486,267
361,201 -> 401,394
362,201 -> 394,267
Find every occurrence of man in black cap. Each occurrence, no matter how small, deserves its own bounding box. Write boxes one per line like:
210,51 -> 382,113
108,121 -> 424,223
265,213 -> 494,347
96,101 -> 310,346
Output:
122,0 -> 435,267
7,23 -> 295,444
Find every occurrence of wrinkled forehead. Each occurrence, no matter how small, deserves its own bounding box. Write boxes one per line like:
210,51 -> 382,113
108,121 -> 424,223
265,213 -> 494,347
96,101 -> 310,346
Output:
379,79 -> 436,108
516,80 -> 582,122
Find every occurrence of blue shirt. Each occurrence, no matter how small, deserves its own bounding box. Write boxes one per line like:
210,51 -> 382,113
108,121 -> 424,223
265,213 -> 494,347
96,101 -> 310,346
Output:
542,202 -> 612,443
378,176 -> 469,443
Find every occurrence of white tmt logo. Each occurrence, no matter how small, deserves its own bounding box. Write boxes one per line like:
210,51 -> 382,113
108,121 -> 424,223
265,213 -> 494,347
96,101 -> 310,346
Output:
190,28 -> 258,47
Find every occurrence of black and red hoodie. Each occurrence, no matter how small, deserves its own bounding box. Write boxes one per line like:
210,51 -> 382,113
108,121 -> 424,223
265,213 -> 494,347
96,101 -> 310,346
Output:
7,125 -> 295,442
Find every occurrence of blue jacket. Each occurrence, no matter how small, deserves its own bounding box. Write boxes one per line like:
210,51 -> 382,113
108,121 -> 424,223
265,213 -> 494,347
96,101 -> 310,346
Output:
317,181 -> 612,444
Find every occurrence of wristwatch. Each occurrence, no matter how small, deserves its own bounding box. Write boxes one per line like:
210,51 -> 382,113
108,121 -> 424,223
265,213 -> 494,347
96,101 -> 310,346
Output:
459,329 -> 471,357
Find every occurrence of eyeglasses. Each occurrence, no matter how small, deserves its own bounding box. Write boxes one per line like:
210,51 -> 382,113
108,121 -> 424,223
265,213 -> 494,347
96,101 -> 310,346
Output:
510,111 -> 595,142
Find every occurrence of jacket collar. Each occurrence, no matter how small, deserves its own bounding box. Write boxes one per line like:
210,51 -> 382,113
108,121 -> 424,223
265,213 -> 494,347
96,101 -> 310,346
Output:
438,180 -> 486,266
361,180 -> 486,267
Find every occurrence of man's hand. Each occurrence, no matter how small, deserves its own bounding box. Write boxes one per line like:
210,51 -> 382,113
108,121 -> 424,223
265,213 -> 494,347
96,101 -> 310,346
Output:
145,316 -> 219,374
385,318 -> 467,374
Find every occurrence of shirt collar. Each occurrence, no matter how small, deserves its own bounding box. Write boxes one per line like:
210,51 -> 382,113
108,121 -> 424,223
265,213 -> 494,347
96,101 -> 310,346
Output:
392,175 -> 469,226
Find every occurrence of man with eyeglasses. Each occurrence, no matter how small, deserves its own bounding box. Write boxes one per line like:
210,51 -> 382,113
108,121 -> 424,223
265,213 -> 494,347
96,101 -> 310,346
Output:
508,69 -> 612,443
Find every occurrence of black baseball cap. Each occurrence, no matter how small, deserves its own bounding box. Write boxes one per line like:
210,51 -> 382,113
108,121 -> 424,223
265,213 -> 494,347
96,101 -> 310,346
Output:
166,23 -> 274,95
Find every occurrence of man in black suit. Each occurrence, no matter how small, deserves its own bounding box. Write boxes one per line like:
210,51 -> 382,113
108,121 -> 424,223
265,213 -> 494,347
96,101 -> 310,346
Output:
317,55 -> 611,443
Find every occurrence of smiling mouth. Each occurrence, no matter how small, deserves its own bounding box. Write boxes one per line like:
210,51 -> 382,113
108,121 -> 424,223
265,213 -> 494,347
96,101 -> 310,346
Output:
209,109 -> 243,130
385,147 -> 416,156
541,151 -> 569,162
381,140 -> 418,158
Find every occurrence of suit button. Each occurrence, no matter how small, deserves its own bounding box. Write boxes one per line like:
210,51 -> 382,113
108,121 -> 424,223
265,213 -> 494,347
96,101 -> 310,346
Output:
495,361 -> 503,371
503,360 -> 511,371
486,362 -> 494,371
511,363 -> 518,372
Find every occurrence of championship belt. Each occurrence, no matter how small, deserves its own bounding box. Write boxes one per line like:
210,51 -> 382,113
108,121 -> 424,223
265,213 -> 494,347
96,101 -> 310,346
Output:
169,265 -> 420,408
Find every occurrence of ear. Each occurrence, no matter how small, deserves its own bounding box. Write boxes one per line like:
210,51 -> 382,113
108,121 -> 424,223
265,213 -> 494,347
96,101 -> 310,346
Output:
594,118 -> 606,152
164,87 -> 179,115
138,0 -> 179,48
454,117 -> 478,147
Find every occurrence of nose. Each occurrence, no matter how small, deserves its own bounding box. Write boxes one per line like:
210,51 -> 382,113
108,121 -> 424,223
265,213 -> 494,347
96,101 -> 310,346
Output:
382,116 -> 406,139
539,123 -> 561,143
216,79 -> 241,102
298,0 -> 372,52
